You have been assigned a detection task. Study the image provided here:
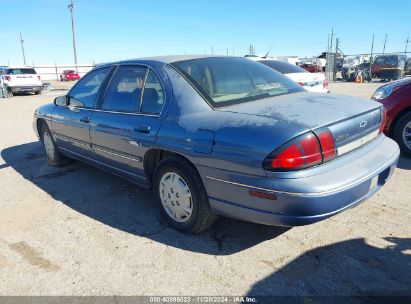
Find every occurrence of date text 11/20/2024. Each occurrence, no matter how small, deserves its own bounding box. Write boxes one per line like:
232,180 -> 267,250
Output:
149,296 -> 257,303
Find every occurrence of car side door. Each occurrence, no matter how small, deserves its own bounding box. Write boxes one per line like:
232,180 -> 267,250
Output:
52,66 -> 111,158
89,64 -> 166,183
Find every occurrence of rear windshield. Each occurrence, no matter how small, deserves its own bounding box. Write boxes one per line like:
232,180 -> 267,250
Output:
171,57 -> 304,107
65,70 -> 76,74
7,68 -> 37,75
259,60 -> 307,74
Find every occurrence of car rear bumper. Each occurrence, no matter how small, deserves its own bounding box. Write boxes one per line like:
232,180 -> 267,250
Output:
304,85 -> 329,93
9,85 -> 42,93
201,135 -> 399,226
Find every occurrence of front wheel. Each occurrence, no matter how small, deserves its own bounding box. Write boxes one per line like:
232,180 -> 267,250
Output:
153,156 -> 217,233
393,112 -> 411,157
40,123 -> 71,166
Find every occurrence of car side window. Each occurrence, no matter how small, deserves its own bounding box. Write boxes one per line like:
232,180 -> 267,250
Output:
102,66 -> 148,112
374,57 -> 384,65
140,69 -> 164,114
69,67 -> 110,108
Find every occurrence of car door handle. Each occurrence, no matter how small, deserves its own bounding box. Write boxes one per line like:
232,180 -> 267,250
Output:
79,117 -> 90,123
134,125 -> 151,134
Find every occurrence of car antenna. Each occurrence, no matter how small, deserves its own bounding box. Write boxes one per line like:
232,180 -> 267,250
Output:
262,45 -> 273,59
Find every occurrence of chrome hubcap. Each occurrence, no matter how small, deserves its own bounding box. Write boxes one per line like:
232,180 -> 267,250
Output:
43,131 -> 55,159
159,172 -> 192,223
403,121 -> 411,149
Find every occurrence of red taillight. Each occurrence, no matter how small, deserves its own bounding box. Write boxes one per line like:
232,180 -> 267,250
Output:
271,144 -> 305,169
37,75 -> 41,80
379,109 -> 387,134
317,130 -> 336,161
300,133 -> 322,164
323,80 -> 329,88
266,133 -> 322,170
5,76 -> 11,81
297,82 -> 305,86
264,129 -> 337,171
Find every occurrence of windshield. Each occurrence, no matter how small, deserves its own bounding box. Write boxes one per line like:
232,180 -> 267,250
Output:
65,70 -> 76,74
171,57 -> 304,107
259,60 -> 307,74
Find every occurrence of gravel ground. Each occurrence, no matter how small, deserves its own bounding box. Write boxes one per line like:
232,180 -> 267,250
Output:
0,81 -> 410,297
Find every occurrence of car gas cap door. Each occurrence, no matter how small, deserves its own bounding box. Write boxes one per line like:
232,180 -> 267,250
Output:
192,130 -> 215,154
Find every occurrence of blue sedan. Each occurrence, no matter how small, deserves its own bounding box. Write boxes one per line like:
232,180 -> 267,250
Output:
33,56 -> 400,233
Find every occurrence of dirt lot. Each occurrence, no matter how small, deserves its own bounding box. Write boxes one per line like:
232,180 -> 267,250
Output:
0,81 -> 410,297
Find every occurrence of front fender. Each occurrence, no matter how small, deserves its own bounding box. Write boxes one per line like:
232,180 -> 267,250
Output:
33,103 -> 56,139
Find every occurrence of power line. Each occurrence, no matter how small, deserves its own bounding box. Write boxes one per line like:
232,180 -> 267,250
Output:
68,0 -> 78,72
19,32 -> 26,65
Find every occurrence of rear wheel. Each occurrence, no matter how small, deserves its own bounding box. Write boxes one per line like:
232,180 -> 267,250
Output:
393,112 -> 411,157
40,122 -> 71,166
153,156 -> 217,233
34,90 -> 42,95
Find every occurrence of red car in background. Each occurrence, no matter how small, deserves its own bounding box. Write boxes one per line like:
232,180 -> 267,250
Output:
60,70 -> 80,81
372,78 -> 411,156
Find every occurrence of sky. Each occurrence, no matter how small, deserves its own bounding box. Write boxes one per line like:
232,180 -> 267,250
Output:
1,0 -> 410,65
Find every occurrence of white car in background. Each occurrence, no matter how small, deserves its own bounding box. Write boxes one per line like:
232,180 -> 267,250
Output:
3,67 -> 42,95
257,59 -> 329,93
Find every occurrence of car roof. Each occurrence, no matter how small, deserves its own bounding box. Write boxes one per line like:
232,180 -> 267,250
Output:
112,55 -> 240,65
8,66 -> 35,69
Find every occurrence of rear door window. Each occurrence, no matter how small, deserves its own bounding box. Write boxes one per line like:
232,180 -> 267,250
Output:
102,65 -> 148,113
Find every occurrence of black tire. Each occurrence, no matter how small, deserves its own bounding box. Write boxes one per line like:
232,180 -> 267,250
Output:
393,111 -> 411,157
153,156 -> 217,234
39,122 -> 71,166
34,90 -> 42,95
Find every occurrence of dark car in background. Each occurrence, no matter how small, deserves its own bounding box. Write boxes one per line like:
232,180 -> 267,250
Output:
405,58 -> 411,75
60,70 -> 80,81
342,62 -> 372,82
371,55 -> 407,80
33,56 -> 399,233
372,78 -> 411,156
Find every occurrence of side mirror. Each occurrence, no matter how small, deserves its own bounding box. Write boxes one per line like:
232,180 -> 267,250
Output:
54,95 -> 68,106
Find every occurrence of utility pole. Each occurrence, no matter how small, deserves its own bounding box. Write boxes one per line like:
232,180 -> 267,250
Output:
20,32 -> 26,66
370,34 -> 374,78
334,38 -> 340,81
405,37 -> 410,55
329,28 -> 334,56
68,0 -> 78,72
382,33 -> 388,55
327,28 -> 335,82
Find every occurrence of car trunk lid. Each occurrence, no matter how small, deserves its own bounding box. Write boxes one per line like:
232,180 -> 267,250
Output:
217,92 -> 384,157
